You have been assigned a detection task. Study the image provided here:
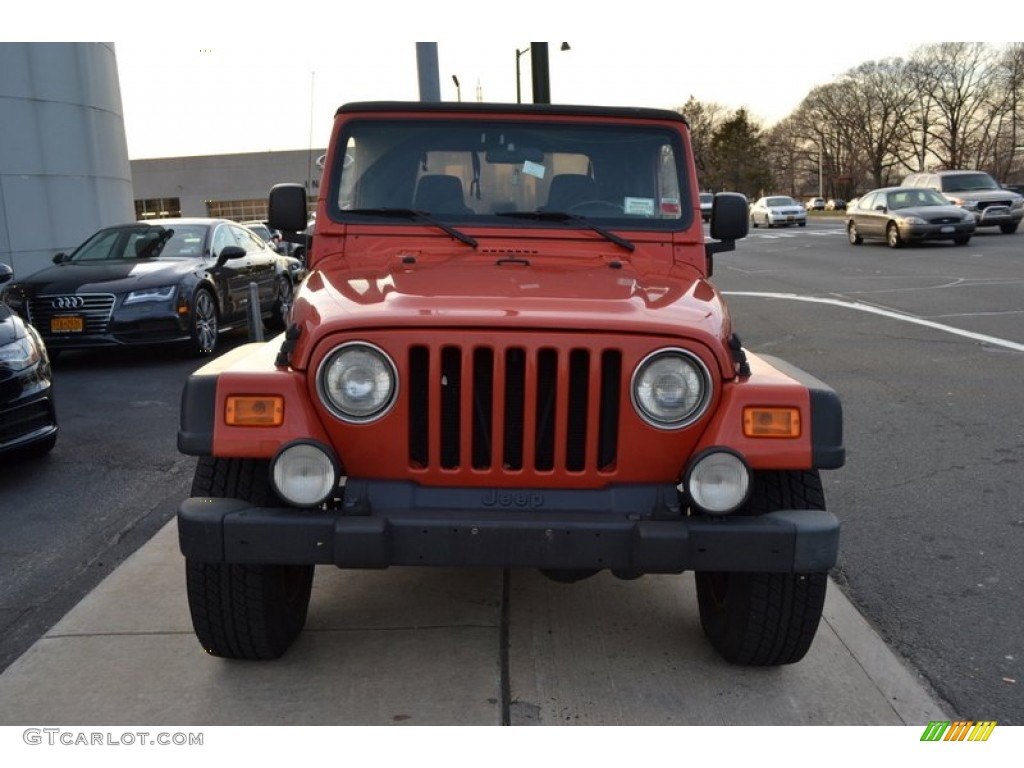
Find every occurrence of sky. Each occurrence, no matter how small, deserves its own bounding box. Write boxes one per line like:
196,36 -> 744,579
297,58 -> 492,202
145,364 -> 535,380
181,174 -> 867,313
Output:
25,2 -> 993,159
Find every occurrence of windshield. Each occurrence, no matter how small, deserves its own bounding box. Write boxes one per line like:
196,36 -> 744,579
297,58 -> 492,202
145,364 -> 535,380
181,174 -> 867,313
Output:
71,225 -> 208,262
329,118 -> 688,229
942,173 -> 999,192
766,197 -> 797,207
887,189 -> 951,209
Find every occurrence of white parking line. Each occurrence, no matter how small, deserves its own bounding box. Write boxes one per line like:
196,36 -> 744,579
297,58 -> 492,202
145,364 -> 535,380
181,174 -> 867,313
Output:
723,291 -> 1024,353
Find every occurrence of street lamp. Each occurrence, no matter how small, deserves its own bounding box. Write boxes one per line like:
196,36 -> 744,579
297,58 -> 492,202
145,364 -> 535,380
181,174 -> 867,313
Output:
452,74 -> 461,102
516,42 -> 570,104
515,47 -> 530,104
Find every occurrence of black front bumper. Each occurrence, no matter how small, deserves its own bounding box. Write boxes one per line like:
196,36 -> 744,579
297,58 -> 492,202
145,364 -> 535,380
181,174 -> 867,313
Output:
178,481 -> 840,574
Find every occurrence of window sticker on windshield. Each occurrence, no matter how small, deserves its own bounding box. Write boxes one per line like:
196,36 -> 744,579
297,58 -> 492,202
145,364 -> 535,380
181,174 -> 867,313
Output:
624,197 -> 655,216
522,160 -> 546,179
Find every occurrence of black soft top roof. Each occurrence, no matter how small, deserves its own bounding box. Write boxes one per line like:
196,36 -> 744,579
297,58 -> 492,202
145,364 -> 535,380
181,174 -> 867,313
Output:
335,101 -> 689,126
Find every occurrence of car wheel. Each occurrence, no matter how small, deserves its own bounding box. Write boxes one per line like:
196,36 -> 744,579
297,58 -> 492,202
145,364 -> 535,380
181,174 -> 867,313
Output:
750,215 -> 758,229
189,288 -> 219,355
695,470 -> 829,666
185,457 -> 314,660
953,235 -> 970,246
886,222 -> 903,249
1000,222 -> 1019,234
847,222 -> 863,245
798,221 -> 807,227
266,276 -> 293,333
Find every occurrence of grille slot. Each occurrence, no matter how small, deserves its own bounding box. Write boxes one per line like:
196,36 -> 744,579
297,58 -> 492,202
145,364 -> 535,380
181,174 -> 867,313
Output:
408,343 -> 621,475
28,294 -> 116,335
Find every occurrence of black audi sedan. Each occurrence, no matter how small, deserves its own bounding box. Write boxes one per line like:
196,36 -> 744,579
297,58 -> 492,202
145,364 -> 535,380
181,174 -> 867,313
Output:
0,263 -> 57,457
1,219 -> 298,356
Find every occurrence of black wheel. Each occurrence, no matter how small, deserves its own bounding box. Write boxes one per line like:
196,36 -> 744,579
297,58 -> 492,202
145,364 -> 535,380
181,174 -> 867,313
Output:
695,470 -> 829,666
539,568 -> 600,584
886,222 -> 903,249
266,276 -> 293,333
798,221 -> 807,227
189,288 -> 219,355
953,235 -> 970,246
750,215 -> 759,229
847,221 -> 863,245
185,457 -> 314,660
1000,222 -> 1019,234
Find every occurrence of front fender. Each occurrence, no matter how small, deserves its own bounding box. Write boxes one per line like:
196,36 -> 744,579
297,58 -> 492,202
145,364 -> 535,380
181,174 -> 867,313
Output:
693,352 -> 844,470
178,338 -> 331,458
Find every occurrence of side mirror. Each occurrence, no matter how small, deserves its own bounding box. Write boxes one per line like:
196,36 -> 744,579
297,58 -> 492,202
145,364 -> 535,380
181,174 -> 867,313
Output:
53,252 -> 71,264
0,262 -> 13,285
705,192 -> 749,276
268,183 -> 309,233
216,245 -> 246,267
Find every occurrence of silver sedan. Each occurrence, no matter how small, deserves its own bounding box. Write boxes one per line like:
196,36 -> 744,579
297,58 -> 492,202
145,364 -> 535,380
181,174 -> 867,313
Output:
846,187 -> 976,248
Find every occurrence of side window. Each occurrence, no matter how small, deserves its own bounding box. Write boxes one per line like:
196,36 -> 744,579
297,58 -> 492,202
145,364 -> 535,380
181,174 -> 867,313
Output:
231,226 -> 264,253
862,192 -> 880,210
212,225 -> 235,257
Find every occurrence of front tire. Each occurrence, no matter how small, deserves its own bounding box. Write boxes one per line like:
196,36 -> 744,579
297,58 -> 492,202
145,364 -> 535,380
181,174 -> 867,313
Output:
189,288 -> 219,355
1000,222 -> 1019,234
886,222 -> 903,249
695,470 -> 830,666
185,457 -> 314,660
847,221 -> 863,245
266,276 -> 293,333
953,235 -> 970,246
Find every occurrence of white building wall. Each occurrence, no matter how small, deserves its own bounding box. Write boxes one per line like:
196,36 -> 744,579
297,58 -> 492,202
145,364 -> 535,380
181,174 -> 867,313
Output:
0,42 -> 134,279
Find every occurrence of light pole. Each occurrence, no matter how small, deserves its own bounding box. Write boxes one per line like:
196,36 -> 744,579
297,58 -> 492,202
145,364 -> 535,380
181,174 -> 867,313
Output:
452,74 -> 461,102
515,47 -> 529,104
516,42 -> 570,104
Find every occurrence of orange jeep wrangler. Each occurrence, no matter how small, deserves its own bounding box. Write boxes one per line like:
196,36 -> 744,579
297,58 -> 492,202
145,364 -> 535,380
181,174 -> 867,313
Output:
177,102 -> 844,666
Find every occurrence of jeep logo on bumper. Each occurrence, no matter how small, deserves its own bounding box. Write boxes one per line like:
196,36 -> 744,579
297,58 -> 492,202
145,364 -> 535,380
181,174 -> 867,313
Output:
482,490 -> 545,508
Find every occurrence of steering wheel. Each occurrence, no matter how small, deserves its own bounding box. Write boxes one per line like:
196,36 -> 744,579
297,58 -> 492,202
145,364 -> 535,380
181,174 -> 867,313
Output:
566,200 -> 624,214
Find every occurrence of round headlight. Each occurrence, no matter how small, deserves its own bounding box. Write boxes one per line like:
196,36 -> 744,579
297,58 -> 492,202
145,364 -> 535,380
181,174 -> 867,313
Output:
271,441 -> 338,507
686,450 -> 751,515
318,342 -> 397,422
631,348 -> 711,428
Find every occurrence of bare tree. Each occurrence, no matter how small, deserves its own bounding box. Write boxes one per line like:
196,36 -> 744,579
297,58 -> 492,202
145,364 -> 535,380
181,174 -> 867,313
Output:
676,97 -> 728,189
908,43 -> 997,170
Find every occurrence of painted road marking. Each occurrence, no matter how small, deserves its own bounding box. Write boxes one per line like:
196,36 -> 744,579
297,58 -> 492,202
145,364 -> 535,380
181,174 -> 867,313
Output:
723,291 -> 1024,353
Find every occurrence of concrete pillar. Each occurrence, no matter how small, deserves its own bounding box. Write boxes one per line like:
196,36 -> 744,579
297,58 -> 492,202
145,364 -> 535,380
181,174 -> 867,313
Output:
0,42 -> 133,279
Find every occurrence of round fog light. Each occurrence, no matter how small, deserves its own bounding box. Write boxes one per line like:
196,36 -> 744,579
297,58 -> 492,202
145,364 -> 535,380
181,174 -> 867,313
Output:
687,450 -> 751,515
271,442 -> 338,507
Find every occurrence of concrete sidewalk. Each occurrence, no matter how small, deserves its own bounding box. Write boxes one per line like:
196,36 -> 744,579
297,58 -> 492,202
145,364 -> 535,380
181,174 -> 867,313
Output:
0,519 -> 951,725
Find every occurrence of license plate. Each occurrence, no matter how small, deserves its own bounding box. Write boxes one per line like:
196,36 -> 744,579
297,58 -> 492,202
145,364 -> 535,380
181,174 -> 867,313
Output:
51,315 -> 84,333
940,226 -> 954,234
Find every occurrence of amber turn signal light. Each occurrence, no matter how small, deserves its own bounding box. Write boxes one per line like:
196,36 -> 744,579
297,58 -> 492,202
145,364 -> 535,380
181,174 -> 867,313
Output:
743,407 -> 801,438
225,396 -> 284,426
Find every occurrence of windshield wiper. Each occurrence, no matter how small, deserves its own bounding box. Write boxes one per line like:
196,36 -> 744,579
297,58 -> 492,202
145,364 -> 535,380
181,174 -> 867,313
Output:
345,208 -> 478,249
496,211 -> 635,252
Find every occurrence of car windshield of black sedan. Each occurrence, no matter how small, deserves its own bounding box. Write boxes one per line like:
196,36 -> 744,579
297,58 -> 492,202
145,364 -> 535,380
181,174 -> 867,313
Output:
71,226 -> 207,262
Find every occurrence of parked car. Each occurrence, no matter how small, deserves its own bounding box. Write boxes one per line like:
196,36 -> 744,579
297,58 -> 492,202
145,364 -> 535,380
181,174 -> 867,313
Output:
0,263 -> 58,457
826,198 -> 846,211
699,192 -> 714,222
902,170 -> 1023,234
805,197 -> 826,211
749,196 -> 807,228
846,187 -> 975,248
1,219 -> 298,357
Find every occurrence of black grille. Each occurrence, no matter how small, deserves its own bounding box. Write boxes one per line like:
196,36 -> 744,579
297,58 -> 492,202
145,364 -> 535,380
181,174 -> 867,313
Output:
408,343 -> 621,474
28,294 -> 116,335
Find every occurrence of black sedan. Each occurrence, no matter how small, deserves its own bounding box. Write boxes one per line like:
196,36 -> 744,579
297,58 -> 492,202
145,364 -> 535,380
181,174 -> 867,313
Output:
0,263 -> 57,457
846,187 -> 976,248
1,219 -> 298,356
